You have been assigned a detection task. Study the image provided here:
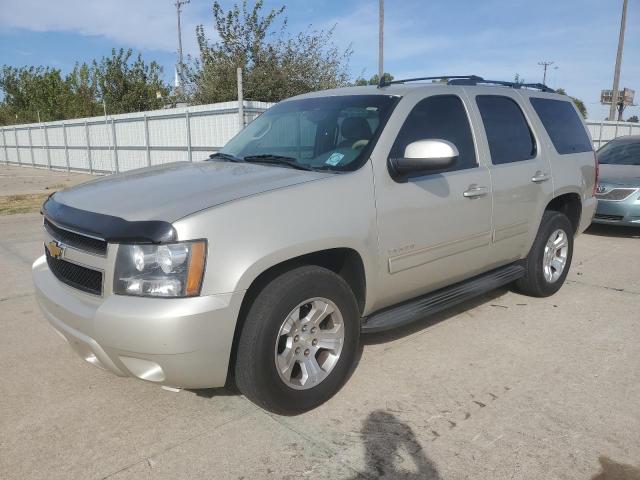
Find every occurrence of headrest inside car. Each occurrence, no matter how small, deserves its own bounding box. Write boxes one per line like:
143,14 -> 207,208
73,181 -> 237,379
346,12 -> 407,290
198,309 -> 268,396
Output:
341,117 -> 372,140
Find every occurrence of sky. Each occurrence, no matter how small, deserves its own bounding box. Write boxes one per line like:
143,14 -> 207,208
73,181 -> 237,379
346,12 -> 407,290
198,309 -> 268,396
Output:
0,0 -> 638,120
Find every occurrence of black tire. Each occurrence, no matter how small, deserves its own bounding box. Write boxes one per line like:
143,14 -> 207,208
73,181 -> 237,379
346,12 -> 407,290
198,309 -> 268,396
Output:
234,265 -> 360,414
515,210 -> 574,297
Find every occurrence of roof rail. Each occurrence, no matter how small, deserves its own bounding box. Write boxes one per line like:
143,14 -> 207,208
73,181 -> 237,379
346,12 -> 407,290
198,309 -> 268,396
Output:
377,75 -> 481,88
378,75 -> 555,93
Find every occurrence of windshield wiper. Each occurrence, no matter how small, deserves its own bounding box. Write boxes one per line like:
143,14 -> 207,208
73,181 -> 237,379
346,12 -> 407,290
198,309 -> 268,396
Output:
243,154 -> 317,171
208,152 -> 244,163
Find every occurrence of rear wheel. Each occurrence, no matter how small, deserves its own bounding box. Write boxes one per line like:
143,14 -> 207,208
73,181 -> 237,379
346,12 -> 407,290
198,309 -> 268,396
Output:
234,265 -> 360,414
515,211 -> 574,297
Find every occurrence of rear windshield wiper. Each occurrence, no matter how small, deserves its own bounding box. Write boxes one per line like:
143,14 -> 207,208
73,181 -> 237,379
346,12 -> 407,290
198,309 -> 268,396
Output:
208,152 -> 245,163
243,154 -> 317,172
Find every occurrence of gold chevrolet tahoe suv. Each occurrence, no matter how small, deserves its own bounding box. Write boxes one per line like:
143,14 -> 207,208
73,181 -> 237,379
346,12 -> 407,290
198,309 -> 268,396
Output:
33,75 -> 597,413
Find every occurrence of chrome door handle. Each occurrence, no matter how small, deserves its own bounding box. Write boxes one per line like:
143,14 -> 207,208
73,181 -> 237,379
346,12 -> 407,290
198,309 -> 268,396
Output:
463,185 -> 488,198
531,171 -> 550,183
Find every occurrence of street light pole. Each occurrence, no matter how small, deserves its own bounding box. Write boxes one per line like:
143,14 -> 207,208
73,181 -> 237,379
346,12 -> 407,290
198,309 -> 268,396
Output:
378,0 -> 384,81
609,0 -> 628,121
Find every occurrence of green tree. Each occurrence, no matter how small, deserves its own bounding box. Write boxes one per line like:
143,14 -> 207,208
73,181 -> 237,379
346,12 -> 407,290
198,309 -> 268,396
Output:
0,50 -> 171,125
0,66 -> 74,123
556,88 -> 588,119
93,49 -> 169,114
66,63 -> 101,118
354,73 -> 394,86
186,0 -> 352,104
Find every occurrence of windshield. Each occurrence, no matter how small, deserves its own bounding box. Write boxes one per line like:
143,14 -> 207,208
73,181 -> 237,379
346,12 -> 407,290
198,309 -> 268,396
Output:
597,138 -> 640,166
219,95 -> 399,172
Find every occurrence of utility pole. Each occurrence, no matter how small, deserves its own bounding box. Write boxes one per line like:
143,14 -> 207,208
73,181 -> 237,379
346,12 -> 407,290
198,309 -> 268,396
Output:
237,67 -> 244,129
175,0 -> 190,90
609,0 -> 628,121
378,0 -> 384,81
538,61 -> 554,86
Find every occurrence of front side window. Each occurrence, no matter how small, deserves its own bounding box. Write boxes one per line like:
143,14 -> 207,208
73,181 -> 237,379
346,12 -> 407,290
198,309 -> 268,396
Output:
530,98 -> 593,155
476,95 -> 536,165
220,95 -> 398,172
389,95 -> 477,174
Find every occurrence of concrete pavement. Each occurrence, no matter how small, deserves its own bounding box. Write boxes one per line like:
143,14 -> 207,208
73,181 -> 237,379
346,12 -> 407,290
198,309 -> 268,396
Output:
1,165 -> 639,479
0,164 -> 92,196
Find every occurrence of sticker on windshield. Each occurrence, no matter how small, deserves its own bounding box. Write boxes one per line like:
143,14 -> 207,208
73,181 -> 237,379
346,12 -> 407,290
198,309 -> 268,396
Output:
325,152 -> 344,166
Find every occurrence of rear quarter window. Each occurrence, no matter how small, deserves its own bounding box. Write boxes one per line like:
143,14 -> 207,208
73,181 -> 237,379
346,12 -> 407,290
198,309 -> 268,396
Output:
529,98 -> 593,155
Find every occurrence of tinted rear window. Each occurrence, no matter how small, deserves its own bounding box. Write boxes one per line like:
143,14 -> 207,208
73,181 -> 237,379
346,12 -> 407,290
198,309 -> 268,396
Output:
476,95 -> 536,165
530,98 -> 592,155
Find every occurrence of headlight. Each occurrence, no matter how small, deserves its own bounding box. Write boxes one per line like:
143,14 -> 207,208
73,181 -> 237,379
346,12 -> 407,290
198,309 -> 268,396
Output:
114,240 -> 206,298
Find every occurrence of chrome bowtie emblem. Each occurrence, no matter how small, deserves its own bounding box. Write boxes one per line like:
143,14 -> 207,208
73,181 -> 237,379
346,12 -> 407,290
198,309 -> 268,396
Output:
46,240 -> 65,259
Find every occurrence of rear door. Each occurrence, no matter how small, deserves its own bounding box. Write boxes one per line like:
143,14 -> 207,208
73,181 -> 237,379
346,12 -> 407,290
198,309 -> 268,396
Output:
527,96 -> 596,231
469,92 -> 554,262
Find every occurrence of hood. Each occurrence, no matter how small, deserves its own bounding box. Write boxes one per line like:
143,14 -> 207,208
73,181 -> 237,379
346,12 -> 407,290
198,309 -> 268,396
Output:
53,161 -> 333,223
598,164 -> 640,187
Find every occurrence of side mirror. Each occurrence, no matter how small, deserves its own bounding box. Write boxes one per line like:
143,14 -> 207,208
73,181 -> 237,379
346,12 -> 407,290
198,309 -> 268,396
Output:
389,139 -> 459,182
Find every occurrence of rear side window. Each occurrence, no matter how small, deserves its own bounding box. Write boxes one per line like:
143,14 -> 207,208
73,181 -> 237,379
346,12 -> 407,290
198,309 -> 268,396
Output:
390,95 -> 477,174
530,98 -> 593,154
476,95 -> 536,165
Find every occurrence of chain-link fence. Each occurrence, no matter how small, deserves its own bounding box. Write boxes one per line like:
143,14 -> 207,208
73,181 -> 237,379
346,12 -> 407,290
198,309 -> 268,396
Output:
0,100 -> 273,174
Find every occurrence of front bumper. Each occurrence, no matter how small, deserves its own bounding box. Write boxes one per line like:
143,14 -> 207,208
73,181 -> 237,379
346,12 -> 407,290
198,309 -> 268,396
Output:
33,255 -> 245,389
593,195 -> 640,227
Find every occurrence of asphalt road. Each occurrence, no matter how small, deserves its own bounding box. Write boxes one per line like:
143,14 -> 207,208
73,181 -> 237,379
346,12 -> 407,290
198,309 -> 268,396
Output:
1,165 -> 639,480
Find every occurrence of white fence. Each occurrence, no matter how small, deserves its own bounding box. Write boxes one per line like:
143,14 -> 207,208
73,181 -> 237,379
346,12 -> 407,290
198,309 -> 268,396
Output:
0,100 -> 273,174
586,120 -> 640,150
0,108 -> 638,173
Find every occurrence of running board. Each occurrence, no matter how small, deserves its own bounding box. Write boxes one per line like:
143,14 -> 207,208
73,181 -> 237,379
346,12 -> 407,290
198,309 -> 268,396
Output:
361,264 -> 525,333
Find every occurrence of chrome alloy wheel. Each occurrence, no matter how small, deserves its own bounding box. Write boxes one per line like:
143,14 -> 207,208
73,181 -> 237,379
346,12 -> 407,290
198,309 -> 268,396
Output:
542,229 -> 569,283
274,298 -> 345,390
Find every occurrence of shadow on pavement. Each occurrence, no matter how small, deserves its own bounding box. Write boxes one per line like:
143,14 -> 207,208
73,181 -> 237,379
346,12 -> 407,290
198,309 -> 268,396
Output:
349,410 -> 442,479
187,342 -> 365,407
362,288 -> 506,345
188,287 -> 508,401
591,456 -> 640,480
585,223 -> 640,238
187,288 -> 506,401
188,386 -> 239,398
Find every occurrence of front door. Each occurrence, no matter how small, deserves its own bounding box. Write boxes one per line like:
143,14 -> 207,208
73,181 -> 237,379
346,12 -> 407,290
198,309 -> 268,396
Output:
371,91 -> 493,310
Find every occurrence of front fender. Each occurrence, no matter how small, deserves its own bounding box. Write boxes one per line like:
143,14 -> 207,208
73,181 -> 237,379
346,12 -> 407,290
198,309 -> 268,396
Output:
173,166 -> 380,309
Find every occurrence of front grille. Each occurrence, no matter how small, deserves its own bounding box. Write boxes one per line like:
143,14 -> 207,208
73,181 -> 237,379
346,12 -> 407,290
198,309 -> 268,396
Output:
596,188 -> 637,201
594,214 -> 624,221
45,248 -> 103,295
44,218 -> 107,256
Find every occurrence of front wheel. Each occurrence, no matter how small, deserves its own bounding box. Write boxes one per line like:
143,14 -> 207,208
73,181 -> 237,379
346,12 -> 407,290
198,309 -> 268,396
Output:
234,265 -> 360,414
515,211 -> 574,297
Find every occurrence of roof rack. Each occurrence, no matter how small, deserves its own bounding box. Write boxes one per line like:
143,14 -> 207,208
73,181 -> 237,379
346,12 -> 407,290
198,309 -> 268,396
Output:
378,75 -> 555,93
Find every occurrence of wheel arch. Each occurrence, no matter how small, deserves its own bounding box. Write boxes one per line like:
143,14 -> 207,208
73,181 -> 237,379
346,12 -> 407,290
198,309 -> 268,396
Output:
227,247 -> 367,384
545,191 -> 582,233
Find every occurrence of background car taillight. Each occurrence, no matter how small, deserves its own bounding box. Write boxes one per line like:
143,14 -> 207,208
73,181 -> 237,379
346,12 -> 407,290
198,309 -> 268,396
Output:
593,151 -> 599,196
